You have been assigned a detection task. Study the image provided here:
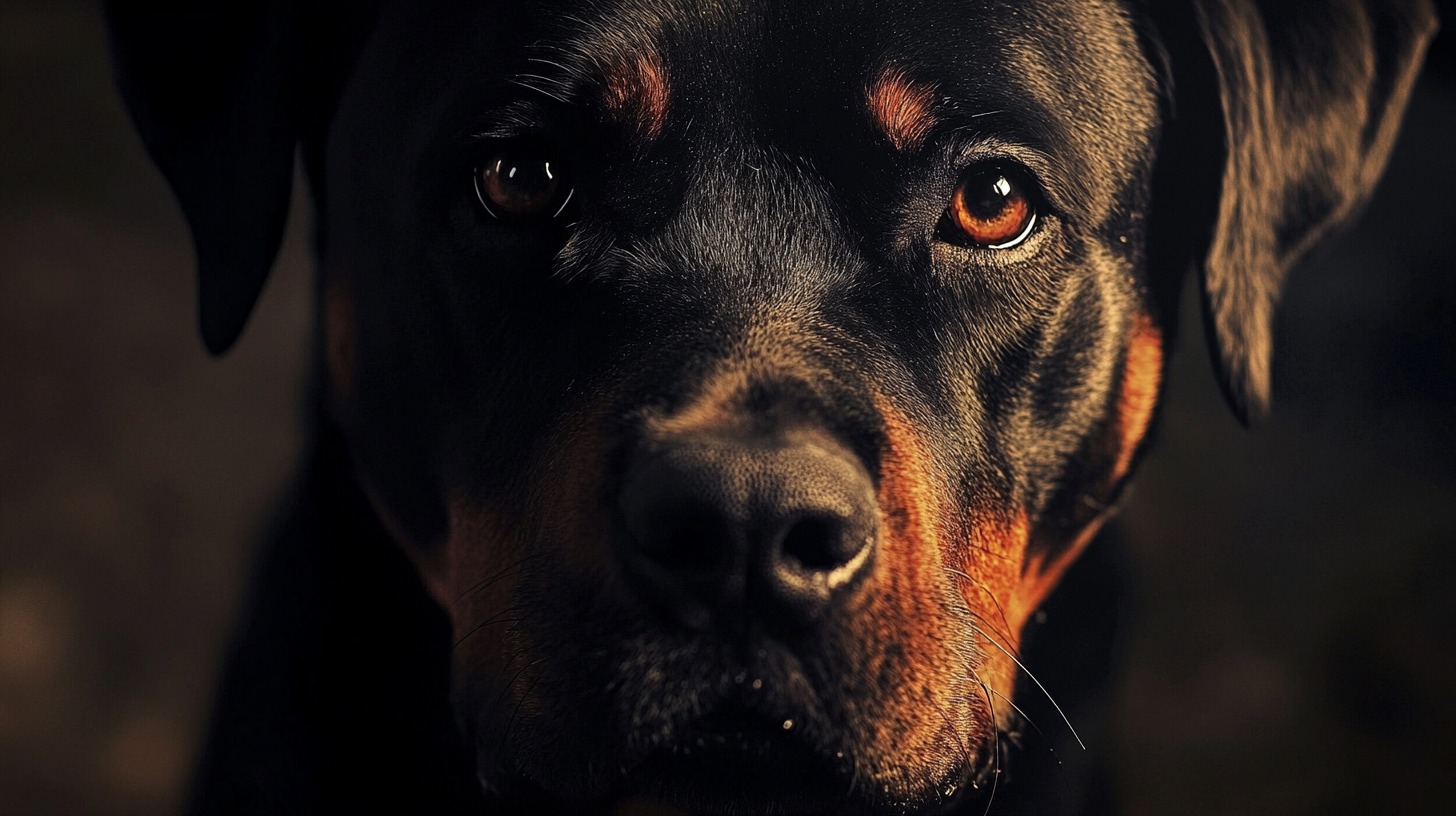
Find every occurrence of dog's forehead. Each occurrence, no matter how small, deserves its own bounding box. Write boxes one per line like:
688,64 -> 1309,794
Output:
348,0 -> 1156,219
532,0 -> 1156,199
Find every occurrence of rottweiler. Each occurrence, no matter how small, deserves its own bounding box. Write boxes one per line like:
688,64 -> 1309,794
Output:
106,1 -> 1436,814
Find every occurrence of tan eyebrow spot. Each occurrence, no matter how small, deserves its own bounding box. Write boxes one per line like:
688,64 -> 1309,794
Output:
867,67 -> 939,151
602,51 -> 669,142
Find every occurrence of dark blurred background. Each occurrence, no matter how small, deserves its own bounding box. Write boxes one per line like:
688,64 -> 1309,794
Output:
1,1 -> 1453,814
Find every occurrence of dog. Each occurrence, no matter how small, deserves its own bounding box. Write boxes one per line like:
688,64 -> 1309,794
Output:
106,1 -> 1435,813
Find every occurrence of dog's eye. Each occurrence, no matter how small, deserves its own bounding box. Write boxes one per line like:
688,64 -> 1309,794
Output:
474,149 -> 573,220
941,165 -> 1037,249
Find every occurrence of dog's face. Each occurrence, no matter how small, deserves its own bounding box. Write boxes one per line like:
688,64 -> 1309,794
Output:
320,1 -> 1159,810
107,0 -> 1434,813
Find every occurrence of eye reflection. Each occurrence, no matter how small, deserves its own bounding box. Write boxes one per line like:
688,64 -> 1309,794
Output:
943,165 -> 1037,249
475,149 -> 573,220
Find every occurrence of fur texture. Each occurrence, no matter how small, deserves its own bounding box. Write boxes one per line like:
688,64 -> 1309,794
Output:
106,1 -> 1435,813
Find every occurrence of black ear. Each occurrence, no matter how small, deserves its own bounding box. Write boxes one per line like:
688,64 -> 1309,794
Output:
1150,0 -> 1437,422
105,2 -> 304,355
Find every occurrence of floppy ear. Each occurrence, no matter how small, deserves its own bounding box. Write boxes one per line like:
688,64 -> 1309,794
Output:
1149,0 -> 1437,422
104,2 -> 304,355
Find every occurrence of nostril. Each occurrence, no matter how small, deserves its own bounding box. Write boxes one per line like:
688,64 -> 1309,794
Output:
637,508 -> 734,573
779,515 -> 849,572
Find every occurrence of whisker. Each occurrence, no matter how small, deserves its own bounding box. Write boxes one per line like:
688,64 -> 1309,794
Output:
449,552 -> 545,611
495,662 -> 548,763
988,684 -> 1083,806
943,568 -> 1017,642
983,687 -> 1035,751
976,679 -> 1001,816
985,685 -> 1065,771
513,71 -> 572,91
967,621 -> 1086,751
943,568 -> 1086,750
452,609 -> 525,650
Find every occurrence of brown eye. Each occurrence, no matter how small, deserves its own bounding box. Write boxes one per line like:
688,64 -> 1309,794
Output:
474,149 -> 573,219
944,166 -> 1037,249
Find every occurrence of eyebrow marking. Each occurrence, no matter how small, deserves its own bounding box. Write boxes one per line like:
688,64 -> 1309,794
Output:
601,50 -> 669,142
867,66 -> 940,151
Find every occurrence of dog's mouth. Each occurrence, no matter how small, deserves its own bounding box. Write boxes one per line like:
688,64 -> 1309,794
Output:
614,700 -> 852,815
481,679 -> 982,816
479,663 -> 940,816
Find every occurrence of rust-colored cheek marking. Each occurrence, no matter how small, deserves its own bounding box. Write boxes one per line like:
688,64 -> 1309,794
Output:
602,52 -> 669,142
867,67 -> 939,151
437,494 -> 542,731
872,398 -> 974,752
1015,312 -> 1164,619
876,398 -> 1030,716
435,398 -> 616,621
437,495 -> 525,620
532,401 -> 617,577
875,400 -> 945,561
434,400 -> 618,734
954,506 -> 1033,699
322,275 -> 356,404
1110,311 -> 1163,484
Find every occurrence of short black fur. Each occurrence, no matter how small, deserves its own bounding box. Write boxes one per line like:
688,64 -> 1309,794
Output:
106,1 -> 1435,814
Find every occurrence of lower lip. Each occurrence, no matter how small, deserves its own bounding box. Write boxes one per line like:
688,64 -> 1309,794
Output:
619,710 -> 849,813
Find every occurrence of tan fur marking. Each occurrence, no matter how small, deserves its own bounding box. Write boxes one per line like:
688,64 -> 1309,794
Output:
1014,518 -> 1093,634
867,67 -> 939,151
868,397 -> 980,775
877,398 -> 1029,728
876,399 -> 945,571
952,505 -> 1033,702
603,52 -> 669,142
1016,312 -> 1164,618
1110,311 -> 1163,484
641,368 -> 749,440
428,403 -> 616,754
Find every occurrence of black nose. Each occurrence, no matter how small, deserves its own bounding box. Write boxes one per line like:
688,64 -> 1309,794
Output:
616,433 -> 878,631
